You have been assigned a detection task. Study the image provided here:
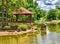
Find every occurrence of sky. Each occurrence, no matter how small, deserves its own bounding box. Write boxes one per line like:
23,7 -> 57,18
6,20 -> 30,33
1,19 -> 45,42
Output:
37,0 -> 60,11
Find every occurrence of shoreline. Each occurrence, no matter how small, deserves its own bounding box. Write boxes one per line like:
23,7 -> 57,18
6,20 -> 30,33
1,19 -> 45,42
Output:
0,29 -> 37,36
0,20 -> 60,36
44,20 -> 60,24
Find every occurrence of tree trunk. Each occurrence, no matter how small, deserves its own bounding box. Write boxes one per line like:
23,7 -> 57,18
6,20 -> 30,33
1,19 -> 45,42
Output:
2,0 -> 5,27
5,0 -> 9,26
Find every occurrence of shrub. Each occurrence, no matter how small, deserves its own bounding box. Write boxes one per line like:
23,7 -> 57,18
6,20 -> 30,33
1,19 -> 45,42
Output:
0,26 -> 2,29
4,26 -> 11,29
18,24 -> 28,31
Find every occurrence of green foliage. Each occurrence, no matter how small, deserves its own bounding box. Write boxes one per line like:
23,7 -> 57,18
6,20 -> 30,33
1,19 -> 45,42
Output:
56,10 -> 60,19
10,15 -> 16,20
1,0 -> 60,22
46,6 -> 60,21
18,23 -> 28,31
56,6 -> 60,10
56,6 -> 60,20
4,26 -> 11,29
46,9 -> 56,21
0,26 -> 2,28
0,0 -> 47,22
0,26 -> 11,29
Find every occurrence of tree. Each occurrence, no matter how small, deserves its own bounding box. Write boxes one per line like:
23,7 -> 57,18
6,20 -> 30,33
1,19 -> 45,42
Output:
56,6 -> 60,10
0,0 -> 47,23
47,9 -> 56,21
56,6 -> 60,19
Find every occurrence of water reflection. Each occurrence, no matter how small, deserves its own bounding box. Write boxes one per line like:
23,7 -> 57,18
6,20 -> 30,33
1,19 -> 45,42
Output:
40,23 -> 46,36
0,32 -> 38,44
37,23 -> 60,44
47,23 -> 57,32
0,23 -> 60,44
47,23 -> 60,32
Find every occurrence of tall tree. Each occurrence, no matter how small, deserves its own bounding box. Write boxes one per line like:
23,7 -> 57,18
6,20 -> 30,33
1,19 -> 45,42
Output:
2,0 -> 5,27
47,9 -> 56,21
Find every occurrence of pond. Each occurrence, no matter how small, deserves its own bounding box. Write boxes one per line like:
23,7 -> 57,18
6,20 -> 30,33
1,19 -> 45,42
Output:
0,23 -> 60,44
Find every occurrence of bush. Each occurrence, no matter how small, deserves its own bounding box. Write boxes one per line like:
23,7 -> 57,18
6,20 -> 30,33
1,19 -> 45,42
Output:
4,26 -> 11,29
0,26 -> 2,29
18,24 -> 28,31
0,26 -> 11,29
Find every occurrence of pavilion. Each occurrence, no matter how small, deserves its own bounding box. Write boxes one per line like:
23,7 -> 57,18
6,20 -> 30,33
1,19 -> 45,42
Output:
13,7 -> 34,23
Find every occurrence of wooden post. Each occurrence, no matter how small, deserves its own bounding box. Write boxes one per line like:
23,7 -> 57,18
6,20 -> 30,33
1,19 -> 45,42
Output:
16,15 -> 18,22
30,14 -> 31,24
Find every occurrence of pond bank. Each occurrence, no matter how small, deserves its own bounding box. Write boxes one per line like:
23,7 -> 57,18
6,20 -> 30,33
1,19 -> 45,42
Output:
0,29 -> 37,36
44,20 -> 60,24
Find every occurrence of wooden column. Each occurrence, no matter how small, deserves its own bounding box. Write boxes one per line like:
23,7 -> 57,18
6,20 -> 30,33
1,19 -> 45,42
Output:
16,15 -> 18,22
30,14 -> 31,24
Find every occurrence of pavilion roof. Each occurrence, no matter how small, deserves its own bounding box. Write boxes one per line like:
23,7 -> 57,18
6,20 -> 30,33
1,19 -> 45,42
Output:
13,7 -> 33,15
13,11 -> 20,15
20,7 -> 33,15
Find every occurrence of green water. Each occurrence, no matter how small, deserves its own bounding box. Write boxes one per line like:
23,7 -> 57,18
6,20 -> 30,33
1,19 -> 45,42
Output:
0,32 -> 38,44
0,23 -> 60,44
47,23 -> 60,32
